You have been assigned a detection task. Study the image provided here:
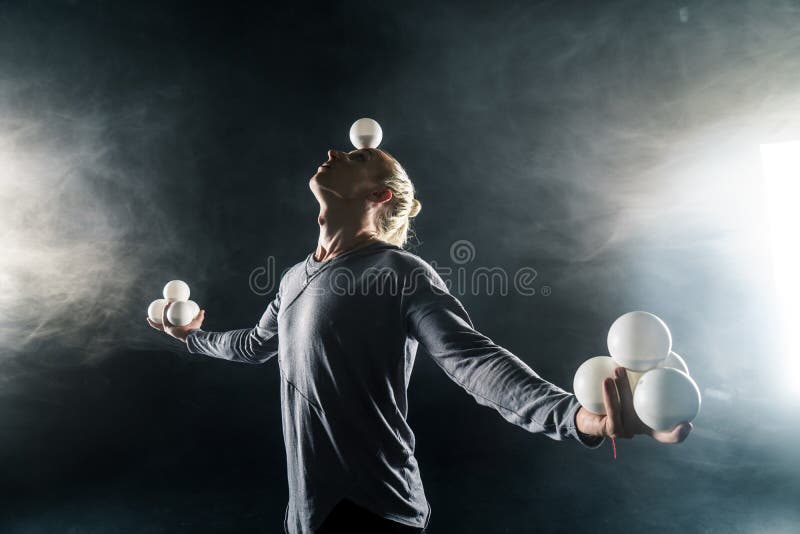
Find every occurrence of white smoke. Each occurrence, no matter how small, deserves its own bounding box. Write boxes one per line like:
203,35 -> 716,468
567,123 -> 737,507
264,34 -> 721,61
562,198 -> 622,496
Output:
0,83 -> 198,378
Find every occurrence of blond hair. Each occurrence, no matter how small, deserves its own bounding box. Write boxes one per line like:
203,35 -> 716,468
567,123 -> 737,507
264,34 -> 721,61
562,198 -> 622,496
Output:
374,151 -> 421,248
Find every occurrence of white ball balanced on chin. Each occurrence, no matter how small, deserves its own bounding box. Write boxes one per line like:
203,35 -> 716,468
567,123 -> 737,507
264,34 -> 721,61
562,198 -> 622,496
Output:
349,117 -> 383,149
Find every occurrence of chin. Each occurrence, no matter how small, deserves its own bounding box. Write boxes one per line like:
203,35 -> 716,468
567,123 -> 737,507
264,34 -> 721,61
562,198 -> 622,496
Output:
309,176 -> 342,200
310,170 -> 334,185
309,175 -> 329,195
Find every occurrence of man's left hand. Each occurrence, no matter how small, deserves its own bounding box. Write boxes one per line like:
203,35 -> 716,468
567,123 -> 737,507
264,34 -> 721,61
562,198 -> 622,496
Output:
576,366 -> 693,444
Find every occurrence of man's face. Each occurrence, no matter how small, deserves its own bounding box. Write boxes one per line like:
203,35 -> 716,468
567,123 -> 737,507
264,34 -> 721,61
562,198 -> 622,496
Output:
309,147 -> 392,202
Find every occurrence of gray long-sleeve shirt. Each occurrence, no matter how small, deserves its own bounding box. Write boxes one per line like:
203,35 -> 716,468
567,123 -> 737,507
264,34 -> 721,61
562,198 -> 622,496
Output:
185,241 -> 605,533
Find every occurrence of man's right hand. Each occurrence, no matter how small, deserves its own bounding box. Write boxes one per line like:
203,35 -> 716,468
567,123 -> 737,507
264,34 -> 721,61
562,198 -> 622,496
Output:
146,302 -> 206,343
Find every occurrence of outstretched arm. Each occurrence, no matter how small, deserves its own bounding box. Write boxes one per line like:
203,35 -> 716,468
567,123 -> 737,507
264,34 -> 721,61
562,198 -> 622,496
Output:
183,285 -> 282,365
403,265 -> 604,450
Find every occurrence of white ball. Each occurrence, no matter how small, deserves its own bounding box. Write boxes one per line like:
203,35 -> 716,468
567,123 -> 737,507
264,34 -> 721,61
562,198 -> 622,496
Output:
166,300 -> 200,327
607,311 -> 672,371
349,117 -> 383,149
186,300 -> 200,319
658,350 -> 690,375
147,299 -> 167,324
163,280 -> 190,302
633,367 -> 701,432
573,356 -> 618,415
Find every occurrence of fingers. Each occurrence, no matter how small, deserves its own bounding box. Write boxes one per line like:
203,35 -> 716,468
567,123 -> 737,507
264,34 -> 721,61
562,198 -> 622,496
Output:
653,422 -> 693,444
603,368 -> 695,445
603,377 -> 623,439
614,367 -> 636,438
187,309 -> 205,330
681,422 -> 694,442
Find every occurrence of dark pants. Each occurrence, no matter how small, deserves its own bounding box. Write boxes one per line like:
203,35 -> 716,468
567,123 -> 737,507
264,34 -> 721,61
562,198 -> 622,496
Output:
315,498 -> 426,533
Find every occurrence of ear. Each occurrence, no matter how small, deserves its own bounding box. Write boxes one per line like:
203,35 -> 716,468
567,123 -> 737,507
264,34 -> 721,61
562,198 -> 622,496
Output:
370,188 -> 392,204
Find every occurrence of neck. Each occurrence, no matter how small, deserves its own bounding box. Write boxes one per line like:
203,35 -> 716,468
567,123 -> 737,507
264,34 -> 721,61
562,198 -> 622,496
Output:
314,204 -> 379,262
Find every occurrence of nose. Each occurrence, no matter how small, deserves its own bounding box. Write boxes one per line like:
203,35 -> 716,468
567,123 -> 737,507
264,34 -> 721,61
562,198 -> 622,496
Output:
328,148 -> 342,161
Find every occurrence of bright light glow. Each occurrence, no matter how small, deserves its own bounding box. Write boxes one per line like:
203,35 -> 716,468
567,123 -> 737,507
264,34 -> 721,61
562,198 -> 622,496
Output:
760,140 -> 800,397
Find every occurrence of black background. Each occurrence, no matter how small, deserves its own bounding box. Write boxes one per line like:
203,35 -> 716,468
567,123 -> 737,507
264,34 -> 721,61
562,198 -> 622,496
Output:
1,1 -> 799,532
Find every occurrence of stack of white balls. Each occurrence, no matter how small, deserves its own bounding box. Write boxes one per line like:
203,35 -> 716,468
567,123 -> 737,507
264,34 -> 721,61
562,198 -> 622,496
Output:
147,280 -> 201,327
573,311 -> 701,432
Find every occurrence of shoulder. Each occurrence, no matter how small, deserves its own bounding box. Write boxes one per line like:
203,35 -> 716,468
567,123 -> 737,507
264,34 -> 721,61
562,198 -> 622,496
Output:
276,257 -> 307,291
377,246 -> 441,276
375,247 -> 451,294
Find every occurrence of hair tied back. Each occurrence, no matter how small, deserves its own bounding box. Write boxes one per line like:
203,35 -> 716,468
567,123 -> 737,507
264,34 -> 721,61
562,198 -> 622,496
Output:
409,198 -> 422,218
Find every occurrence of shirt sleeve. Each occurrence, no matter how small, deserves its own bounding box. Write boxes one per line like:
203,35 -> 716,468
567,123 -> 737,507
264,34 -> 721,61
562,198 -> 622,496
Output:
184,281 -> 282,365
404,264 -> 605,449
